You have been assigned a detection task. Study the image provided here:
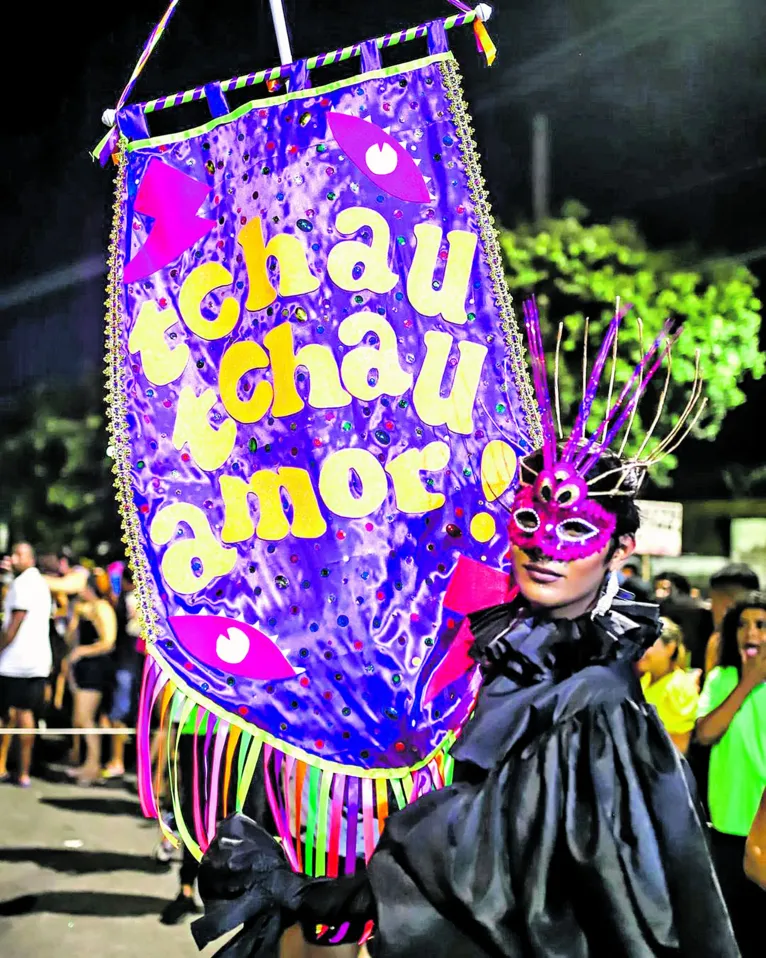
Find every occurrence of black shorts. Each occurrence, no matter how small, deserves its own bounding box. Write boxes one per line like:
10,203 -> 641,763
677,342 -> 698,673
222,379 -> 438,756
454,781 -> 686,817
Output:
72,655 -> 114,694
0,676 -> 47,717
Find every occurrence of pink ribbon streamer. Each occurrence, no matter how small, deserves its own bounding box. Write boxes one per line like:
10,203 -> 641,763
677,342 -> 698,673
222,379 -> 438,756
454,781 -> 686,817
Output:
206,719 -> 229,843
262,746 -> 300,871
136,656 -> 160,817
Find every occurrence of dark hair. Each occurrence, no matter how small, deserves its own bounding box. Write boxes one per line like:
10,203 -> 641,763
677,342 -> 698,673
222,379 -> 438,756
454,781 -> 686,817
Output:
719,590 -> 766,676
709,563 -> 760,593
520,446 -> 641,541
655,570 -> 691,595
86,570 -> 113,601
38,553 -> 61,576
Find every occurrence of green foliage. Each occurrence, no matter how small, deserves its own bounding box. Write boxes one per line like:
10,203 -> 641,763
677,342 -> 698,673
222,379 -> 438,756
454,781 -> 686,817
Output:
0,376 -> 119,558
500,203 -> 764,484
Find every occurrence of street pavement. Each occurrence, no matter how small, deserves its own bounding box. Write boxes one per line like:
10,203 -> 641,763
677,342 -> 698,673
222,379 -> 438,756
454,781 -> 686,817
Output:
0,768 -> 212,958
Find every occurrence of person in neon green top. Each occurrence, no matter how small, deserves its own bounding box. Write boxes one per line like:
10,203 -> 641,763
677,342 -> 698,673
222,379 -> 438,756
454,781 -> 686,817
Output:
638,617 -> 701,754
697,591 -> 766,958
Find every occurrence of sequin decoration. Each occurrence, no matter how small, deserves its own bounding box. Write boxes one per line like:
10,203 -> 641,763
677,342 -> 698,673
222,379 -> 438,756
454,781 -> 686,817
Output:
106,52 -> 537,818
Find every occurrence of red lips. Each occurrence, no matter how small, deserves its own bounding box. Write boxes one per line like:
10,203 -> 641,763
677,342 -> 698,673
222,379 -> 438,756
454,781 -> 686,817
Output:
523,563 -> 564,584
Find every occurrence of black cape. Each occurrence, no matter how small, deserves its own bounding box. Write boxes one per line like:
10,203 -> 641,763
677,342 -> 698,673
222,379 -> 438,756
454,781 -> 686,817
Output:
193,597 -> 739,957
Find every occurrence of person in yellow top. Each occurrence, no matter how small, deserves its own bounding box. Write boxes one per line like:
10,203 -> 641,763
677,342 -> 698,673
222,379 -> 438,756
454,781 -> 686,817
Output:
637,617 -> 701,754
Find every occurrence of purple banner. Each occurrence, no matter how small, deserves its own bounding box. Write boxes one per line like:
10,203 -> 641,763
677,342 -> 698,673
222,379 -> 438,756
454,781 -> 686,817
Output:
108,51 -> 537,776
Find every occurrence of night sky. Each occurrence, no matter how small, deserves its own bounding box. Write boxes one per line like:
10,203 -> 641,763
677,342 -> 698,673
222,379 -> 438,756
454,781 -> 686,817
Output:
2,0 -> 765,494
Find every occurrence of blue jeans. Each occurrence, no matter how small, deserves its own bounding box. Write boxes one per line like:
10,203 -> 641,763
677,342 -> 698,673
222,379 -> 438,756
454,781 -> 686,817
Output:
109,667 -> 137,723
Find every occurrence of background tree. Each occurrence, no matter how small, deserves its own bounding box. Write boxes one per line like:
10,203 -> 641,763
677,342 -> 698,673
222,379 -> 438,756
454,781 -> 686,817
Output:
500,201 -> 764,484
0,375 -> 119,558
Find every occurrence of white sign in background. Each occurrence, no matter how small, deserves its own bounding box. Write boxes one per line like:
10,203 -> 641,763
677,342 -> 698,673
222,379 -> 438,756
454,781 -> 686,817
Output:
635,500 -> 683,557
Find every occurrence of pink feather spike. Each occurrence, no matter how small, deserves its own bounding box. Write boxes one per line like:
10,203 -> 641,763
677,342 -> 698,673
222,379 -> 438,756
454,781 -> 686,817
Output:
522,299 -> 557,470
562,304 -> 630,461
578,342 -> 673,476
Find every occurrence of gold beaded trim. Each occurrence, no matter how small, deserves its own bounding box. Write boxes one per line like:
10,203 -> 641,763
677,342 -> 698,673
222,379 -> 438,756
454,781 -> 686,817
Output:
440,57 -> 542,449
104,60 -> 538,729
102,139 -> 469,783
104,140 -> 162,649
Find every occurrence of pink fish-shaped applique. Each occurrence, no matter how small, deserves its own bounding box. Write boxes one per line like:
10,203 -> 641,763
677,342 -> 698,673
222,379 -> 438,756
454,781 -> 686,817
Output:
168,614 -> 299,681
327,112 -> 430,204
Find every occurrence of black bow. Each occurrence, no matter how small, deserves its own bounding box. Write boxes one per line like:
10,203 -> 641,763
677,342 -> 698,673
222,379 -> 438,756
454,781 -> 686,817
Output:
192,813 -> 375,957
192,814 -> 304,958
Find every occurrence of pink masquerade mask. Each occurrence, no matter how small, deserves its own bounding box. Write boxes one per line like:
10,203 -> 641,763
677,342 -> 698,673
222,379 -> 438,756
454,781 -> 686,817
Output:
508,464 -> 616,561
507,300 -> 707,563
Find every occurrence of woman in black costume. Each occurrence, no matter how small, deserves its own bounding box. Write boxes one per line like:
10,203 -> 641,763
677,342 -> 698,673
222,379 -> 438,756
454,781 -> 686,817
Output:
191,304 -> 738,957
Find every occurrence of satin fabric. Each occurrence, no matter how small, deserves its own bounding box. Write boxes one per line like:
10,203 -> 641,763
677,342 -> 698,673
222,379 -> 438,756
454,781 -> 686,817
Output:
118,51 -> 533,772
194,598 -> 739,957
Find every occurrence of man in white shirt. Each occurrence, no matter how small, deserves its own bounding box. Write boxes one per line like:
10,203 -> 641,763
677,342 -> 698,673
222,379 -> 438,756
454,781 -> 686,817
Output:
0,543 -> 52,787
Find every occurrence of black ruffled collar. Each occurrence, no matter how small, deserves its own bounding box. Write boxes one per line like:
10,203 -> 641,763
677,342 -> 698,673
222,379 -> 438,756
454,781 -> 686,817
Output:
467,592 -> 661,686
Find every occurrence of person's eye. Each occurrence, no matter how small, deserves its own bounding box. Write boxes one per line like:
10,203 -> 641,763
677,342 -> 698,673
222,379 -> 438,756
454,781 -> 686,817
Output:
513,509 -> 540,533
556,518 -> 599,542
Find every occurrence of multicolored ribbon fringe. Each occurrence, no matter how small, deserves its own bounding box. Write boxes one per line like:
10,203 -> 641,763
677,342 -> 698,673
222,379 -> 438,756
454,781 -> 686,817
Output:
137,654 -> 455,875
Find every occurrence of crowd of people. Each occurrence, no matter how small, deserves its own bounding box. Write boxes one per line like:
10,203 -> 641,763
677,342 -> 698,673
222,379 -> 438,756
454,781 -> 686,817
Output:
629,562 -> 766,954
0,541 -> 764,953
0,545 -> 143,786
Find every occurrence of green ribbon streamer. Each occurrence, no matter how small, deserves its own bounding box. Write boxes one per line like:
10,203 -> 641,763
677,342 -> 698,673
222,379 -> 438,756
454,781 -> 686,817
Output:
390,778 -> 407,811
170,698 -> 201,860
236,733 -> 263,813
235,731 -> 254,812
314,768 -> 333,876
304,765 -> 321,877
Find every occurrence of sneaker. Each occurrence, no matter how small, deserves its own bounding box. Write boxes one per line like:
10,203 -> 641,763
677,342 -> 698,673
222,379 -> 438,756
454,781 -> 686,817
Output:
160,892 -> 200,925
154,813 -> 181,863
